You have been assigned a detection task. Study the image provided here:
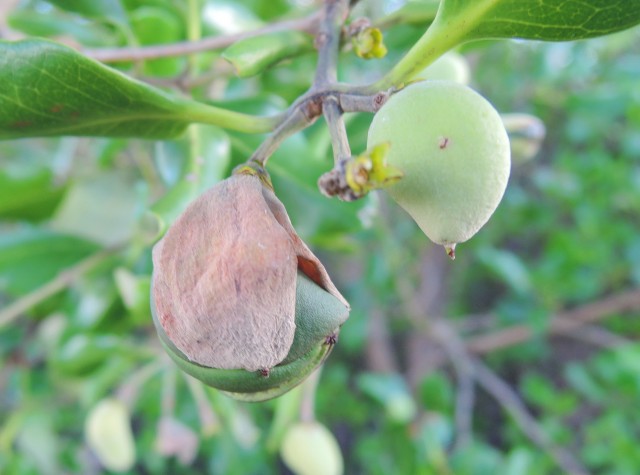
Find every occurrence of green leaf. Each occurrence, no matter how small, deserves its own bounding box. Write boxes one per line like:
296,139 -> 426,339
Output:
146,125 -> 231,237
477,248 -> 534,296
375,0 -> 640,89
356,372 -> 417,424
130,6 -> 185,77
50,171 -> 139,247
438,0 -> 640,42
8,9 -> 120,47
0,39 -> 277,140
222,31 -> 313,78
46,0 -> 128,24
0,167 -> 67,221
0,228 -> 99,296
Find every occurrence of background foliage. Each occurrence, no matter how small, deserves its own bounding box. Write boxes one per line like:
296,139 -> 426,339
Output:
1,0 -> 639,474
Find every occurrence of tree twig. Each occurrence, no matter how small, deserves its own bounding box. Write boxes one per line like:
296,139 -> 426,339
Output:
249,0 -> 353,167
565,324 -> 632,349
316,1 -> 351,166
83,11 -> 323,63
313,0 -> 349,88
323,96 -> 351,165
430,321 -> 475,451
471,357 -> 590,475
249,105 -> 317,166
366,308 -> 400,373
466,289 -> 640,355
0,244 -> 125,329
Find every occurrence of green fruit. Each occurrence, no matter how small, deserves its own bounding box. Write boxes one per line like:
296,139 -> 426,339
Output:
367,81 -> 510,254
280,421 -> 344,475
152,272 -> 347,402
416,51 -> 470,85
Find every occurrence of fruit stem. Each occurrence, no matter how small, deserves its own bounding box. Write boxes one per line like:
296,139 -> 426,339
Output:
176,99 -> 283,134
365,6 -> 468,91
299,367 -> 323,423
248,105 -> 316,167
323,96 -> 351,165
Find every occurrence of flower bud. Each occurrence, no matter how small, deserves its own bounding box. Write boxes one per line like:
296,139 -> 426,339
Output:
151,171 -> 349,401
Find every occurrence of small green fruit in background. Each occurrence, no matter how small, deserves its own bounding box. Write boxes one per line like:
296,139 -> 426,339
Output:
85,398 -> 136,473
151,171 -> 349,401
280,421 -> 343,475
416,51 -> 471,85
367,81 -> 510,256
501,113 -> 546,163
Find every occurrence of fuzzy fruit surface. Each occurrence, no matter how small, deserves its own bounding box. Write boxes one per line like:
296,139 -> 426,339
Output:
367,81 -> 511,246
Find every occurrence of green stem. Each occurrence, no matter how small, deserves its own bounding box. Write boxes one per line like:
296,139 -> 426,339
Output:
265,384 -> 304,453
367,11 -> 466,91
186,0 -> 202,73
299,367 -> 322,423
249,106 -> 312,166
177,99 -> 283,134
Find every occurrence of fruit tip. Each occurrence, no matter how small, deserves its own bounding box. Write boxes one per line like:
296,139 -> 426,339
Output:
445,244 -> 456,260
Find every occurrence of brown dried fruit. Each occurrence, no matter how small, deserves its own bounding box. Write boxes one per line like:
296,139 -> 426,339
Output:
152,172 -> 348,373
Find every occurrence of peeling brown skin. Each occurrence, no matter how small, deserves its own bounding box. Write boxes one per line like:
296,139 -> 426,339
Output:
152,174 -> 348,372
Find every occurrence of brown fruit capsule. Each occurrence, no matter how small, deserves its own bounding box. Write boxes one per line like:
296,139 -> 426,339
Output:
151,172 -> 349,398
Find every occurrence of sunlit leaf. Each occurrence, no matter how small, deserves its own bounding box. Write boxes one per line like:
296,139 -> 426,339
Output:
437,0 -> 640,42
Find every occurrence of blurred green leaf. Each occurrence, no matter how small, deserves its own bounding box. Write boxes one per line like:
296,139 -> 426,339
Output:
130,6 -> 185,76
50,171 -> 139,246
477,248 -> 534,296
47,0 -> 127,23
357,372 -> 417,424
222,31 -> 313,78
565,362 -> 606,402
16,412 -> 60,475
49,334 -> 127,375
8,8 -> 120,46
0,228 -> 99,296
0,167 -> 66,221
147,125 -> 231,236
419,373 -> 454,413
113,267 -> 151,325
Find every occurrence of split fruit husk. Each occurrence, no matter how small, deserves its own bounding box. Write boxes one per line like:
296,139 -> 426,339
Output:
151,171 -> 349,401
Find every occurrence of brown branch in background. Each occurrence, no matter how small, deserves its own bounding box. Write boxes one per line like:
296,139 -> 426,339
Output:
428,316 -> 589,473
403,245 -> 451,387
366,308 -> 400,373
565,324 -> 633,349
471,357 -> 590,475
83,10 -> 323,63
467,289 -> 640,355
430,321 -> 475,451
